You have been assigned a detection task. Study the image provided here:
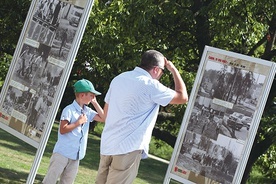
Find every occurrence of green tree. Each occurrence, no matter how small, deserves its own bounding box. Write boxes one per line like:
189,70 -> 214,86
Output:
0,0 -> 31,88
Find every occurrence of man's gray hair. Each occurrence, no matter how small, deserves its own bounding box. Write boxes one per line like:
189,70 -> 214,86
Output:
139,50 -> 164,71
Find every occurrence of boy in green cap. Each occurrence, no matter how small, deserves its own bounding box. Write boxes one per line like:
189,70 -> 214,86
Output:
43,79 -> 105,184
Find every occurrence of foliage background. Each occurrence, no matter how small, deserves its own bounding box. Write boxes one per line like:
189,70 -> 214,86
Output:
0,0 -> 275,183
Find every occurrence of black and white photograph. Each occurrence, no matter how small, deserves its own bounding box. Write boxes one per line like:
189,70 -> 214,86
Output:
164,46 -> 276,184
13,43 -> 51,88
12,42 -> 64,94
28,0 -> 84,61
48,3 -> 83,61
27,16 -> 55,46
23,90 -> 51,141
41,59 -> 64,98
2,85 -> 32,116
49,25 -> 76,61
6,41 -> 63,142
186,60 -> 265,142
173,59 -> 267,183
0,0 -> 87,145
27,0 -> 85,61
176,131 -> 242,183
1,79 -> 54,142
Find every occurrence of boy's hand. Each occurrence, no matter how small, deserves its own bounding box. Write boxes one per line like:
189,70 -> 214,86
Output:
78,114 -> 87,125
91,96 -> 97,104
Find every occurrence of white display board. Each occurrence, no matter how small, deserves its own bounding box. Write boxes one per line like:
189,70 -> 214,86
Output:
164,46 -> 276,184
0,0 -> 94,183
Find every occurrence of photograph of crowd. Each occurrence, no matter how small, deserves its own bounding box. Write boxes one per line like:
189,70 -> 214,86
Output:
172,56 -> 268,184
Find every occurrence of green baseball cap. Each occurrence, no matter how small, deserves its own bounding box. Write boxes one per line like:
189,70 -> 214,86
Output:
73,79 -> 101,95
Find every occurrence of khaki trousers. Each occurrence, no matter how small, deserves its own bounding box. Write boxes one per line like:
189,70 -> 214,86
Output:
95,150 -> 142,184
42,153 -> 79,184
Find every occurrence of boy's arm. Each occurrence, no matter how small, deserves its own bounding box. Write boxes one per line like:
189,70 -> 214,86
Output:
59,114 -> 87,134
91,97 -> 106,122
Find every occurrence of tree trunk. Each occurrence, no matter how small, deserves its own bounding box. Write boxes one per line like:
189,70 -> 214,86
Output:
241,133 -> 273,184
152,128 -> 176,148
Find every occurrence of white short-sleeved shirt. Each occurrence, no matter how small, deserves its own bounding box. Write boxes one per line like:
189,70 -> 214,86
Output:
101,67 -> 175,158
53,100 -> 97,160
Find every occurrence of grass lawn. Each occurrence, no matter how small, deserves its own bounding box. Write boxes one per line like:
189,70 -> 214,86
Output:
0,123 -> 273,184
0,123 -> 179,184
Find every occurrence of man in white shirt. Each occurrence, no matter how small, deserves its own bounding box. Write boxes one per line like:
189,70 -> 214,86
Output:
95,50 -> 189,184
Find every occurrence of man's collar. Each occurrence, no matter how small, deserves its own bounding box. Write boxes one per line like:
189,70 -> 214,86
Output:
134,67 -> 152,79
